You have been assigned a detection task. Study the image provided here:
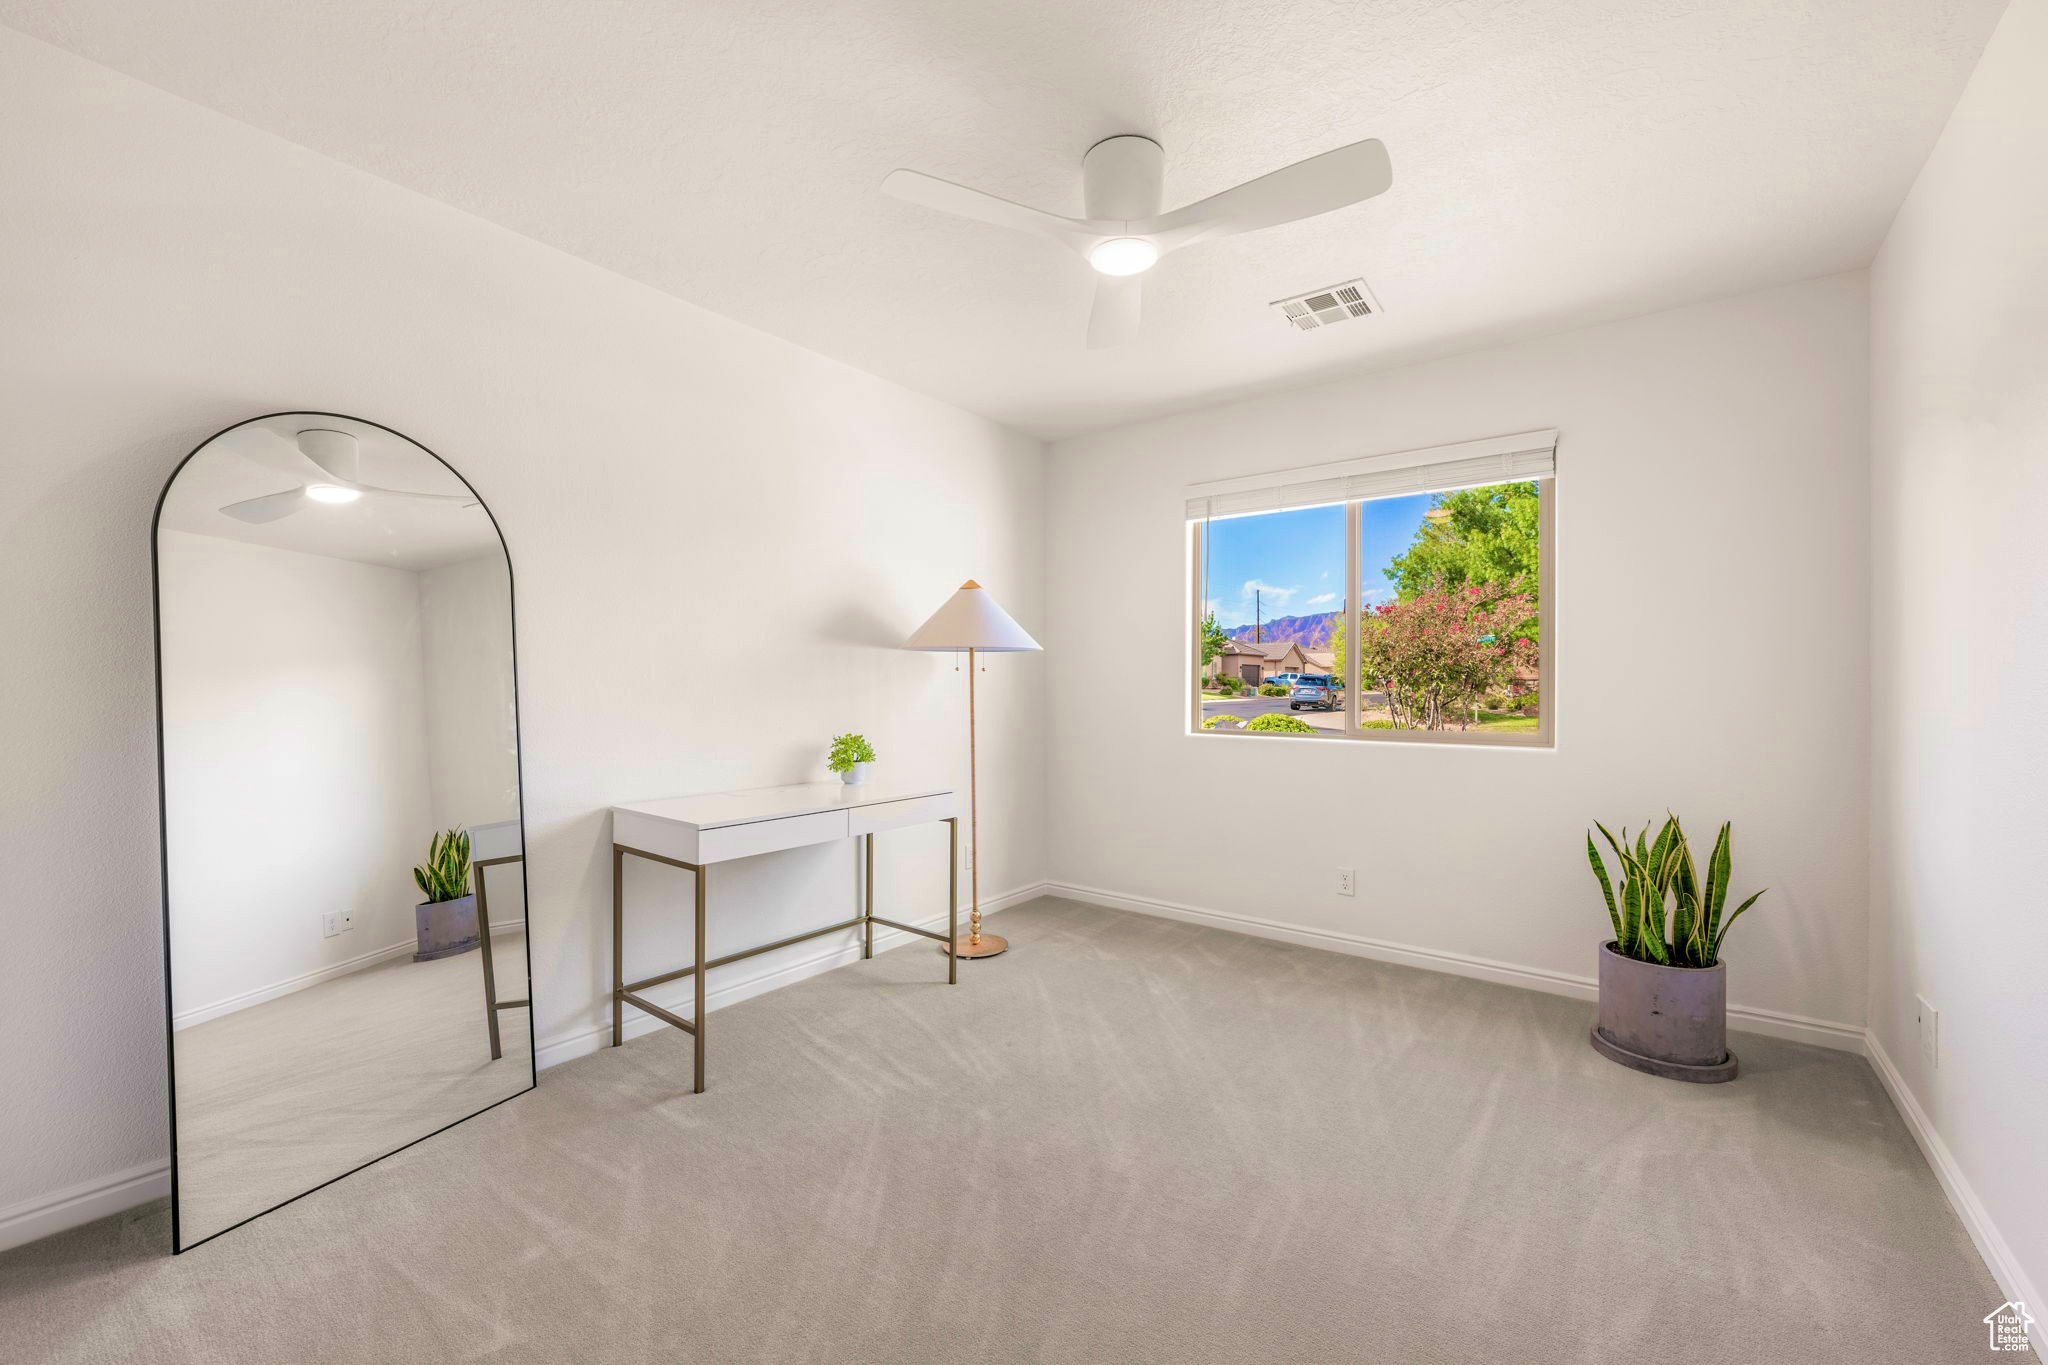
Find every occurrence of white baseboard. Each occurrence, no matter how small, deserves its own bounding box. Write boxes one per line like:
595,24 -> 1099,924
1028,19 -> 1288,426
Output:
0,1161 -> 169,1255
173,939 -> 415,1030
172,920 -> 529,1031
1043,880 -> 1866,1053
1864,1030 -> 2045,1355
534,882 -> 1045,1071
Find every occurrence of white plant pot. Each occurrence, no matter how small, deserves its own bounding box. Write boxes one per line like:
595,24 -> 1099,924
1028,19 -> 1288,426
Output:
840,762 -> 871,785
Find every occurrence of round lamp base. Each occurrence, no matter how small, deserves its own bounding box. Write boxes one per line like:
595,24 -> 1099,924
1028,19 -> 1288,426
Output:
944,933 -> 1008,959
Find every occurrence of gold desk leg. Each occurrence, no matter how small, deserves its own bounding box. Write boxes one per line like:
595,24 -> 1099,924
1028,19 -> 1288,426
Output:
476,861 -> 502,1061
611,844 -> 624,1048
693,863 -> 707,1095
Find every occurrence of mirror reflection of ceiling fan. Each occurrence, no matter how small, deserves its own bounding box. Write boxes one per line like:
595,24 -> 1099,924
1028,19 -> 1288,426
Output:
219,429 -> 479,524
882,134 -> 1393,348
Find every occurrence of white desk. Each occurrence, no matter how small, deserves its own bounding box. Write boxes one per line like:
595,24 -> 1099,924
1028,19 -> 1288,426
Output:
609,781 -> 962,1092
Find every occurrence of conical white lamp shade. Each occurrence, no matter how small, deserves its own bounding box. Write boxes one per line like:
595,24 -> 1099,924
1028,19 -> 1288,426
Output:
903,580 -> 1041,652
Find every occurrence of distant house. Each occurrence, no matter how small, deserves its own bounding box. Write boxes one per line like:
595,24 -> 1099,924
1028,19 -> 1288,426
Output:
1302,650 -> 1335,675
1210,638 -> 1309,684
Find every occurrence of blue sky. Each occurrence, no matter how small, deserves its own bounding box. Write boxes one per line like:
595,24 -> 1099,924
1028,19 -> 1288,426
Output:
1203,494 -> 1433,631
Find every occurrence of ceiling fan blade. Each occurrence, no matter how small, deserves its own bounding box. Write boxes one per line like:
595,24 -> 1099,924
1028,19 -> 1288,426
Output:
1138,138 -> 1392,250
1087,274 -> 1143,349
218,487 -> 308,524
354,485 -> 480,507
882,169 -> 1103,252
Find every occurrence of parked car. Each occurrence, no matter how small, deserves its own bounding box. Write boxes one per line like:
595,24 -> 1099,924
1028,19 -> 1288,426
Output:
1289,675 -> 1342,711
1265,672 -> 1305,690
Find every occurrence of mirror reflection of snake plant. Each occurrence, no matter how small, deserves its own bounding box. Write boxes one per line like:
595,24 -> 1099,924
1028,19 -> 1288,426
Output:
413,828 -> 473,904
1586,816 -> 1765,967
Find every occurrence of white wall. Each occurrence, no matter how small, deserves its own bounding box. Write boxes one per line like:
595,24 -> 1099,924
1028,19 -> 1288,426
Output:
1868,0 -> 2048,1315
1046,274 -> 1871,1038
419,550 -> 528,941
0,28 -> 1045,1240
419,551 -> 520,832
158,532 -> 434,1024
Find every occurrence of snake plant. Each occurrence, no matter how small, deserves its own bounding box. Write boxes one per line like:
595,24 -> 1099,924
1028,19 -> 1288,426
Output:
413,828 -> 472,904
1586,815 -> 1764,967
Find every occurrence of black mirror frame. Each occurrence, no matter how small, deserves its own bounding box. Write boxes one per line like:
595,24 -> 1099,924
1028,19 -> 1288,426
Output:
150,412 -> 537,1253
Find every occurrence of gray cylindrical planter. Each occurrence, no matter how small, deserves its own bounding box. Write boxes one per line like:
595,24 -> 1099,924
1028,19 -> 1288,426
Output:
413,893 -> 480,962
1591,943 -> 1738,1083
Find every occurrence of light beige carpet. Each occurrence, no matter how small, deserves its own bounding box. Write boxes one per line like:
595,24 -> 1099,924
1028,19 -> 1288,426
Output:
173,926 -> 532,1244
0,898 -> 1999,1363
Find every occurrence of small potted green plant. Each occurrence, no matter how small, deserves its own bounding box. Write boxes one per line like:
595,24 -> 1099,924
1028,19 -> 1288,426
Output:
412,828 -> 479,962
828,733 -> 876,785
1585,815 -> 1766,1083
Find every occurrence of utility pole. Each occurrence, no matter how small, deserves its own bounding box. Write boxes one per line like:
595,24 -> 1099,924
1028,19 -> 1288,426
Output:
1255,588 -> 1262,644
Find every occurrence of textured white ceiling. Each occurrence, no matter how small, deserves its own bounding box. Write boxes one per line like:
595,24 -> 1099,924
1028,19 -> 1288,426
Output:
1,0 -> 2005,438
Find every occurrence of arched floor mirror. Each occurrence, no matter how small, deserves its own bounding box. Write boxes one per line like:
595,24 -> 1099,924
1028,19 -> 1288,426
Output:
152,413 -> 534,1252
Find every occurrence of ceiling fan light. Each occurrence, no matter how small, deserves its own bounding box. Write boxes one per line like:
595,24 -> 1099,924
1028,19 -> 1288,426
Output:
1088,237 -> 1159,276
305,484 -> 362,504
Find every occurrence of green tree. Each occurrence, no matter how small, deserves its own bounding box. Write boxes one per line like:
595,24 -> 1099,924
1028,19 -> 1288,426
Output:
1386,481 -> 1539,604
1199,612 -> 1230,667
1329,616 -> 1346,683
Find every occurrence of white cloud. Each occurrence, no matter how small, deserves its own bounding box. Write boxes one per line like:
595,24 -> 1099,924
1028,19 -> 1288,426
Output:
1305,592 -> 1338,608
1361,585 -> 1395,604
1240,579 -> 1297,611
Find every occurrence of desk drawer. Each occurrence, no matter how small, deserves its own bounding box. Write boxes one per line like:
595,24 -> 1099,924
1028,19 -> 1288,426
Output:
697,809 -> 849,863
848,793 -> 959,837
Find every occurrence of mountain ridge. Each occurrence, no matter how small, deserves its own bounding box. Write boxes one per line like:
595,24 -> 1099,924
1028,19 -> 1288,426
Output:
1219,610 -> 1340,649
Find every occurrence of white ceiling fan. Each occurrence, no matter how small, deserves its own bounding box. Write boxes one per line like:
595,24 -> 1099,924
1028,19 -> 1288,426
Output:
219,429 -> 478,524
882,135 -> 1393,348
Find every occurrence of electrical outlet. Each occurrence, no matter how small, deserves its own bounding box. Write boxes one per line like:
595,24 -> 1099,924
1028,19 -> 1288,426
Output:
321,911 -> 341,939
339,908 -> 354,932
1336,867 -> 1356,897
1916,995 -> 1939,1071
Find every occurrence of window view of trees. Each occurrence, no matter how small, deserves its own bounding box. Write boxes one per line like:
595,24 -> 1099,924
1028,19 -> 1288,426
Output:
1359,481 -> 1541,733
1193,479 -> 1545,743
1357,583 -> 1536,729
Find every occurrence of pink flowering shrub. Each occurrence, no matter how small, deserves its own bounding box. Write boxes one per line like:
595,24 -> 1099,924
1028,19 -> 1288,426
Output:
1358,579 -> 1536,729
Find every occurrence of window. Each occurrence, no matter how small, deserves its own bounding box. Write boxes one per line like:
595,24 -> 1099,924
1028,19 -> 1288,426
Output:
1196,502 -> 1344,737
1187,431 -> 1555,747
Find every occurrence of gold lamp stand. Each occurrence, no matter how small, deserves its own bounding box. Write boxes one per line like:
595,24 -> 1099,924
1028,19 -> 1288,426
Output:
950,646 -> 1005,958
902,579 -> 1040,960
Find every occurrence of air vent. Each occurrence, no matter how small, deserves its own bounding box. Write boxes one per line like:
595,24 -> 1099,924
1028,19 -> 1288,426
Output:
1272,278 -> 1381,332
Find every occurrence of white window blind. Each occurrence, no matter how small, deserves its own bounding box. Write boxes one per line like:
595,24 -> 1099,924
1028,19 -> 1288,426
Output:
1183,429 -> 1557,521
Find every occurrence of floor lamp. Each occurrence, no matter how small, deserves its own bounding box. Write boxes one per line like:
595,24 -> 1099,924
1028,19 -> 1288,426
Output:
904,580 -> 1041,958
